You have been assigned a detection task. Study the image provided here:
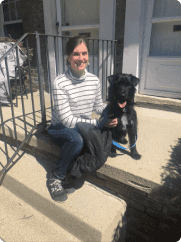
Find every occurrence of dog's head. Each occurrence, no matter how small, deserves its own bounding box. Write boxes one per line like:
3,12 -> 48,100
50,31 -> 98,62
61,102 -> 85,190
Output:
107,73 -> 140,108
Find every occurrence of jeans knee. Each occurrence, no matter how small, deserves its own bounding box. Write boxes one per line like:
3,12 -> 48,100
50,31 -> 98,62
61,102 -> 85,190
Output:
74,133 -> 84,151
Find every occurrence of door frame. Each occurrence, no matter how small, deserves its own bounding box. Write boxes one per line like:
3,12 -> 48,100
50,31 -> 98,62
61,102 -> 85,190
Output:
122,0 -> 147,92
43,0 -> 116,41
139,0 -> 181,98
139,0 -> 155,94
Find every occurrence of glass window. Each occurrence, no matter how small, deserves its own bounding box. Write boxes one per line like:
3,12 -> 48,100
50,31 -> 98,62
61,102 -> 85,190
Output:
9,2 -> 16,21
3,22 -> 24,40
16,0 -> 21,20
3,4 -> 10,22
2,0 -> 22,22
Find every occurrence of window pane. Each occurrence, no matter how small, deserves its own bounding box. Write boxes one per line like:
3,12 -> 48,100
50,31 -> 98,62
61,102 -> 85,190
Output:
4,22 -> 24,40
9,2 -> 16,21
3,4 -> 10,22
16,1 -> 21,20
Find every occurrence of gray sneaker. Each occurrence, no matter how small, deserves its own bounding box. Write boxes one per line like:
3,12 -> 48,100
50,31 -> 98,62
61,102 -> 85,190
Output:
48,172 -> 68,202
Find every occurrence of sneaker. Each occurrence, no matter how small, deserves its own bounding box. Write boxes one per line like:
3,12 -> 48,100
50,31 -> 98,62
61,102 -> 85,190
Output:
72,174 -> 87,190
61,174 -> 76,194
48,172 -> 68,202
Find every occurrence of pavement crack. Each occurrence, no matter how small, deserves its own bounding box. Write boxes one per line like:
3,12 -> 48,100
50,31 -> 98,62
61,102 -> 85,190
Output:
19,215 -> 33,220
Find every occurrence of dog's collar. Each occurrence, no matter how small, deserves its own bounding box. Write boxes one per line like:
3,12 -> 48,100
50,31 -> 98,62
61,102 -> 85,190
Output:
123,107 -> 127,112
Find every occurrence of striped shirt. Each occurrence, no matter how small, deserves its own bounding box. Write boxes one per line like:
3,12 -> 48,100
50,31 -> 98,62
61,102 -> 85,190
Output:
51,68 -> 107,129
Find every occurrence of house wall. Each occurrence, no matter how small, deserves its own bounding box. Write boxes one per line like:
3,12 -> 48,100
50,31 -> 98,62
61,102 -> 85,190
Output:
115,0 -> 126,73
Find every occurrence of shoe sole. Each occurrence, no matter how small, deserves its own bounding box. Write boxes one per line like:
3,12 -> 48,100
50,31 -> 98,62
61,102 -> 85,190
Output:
51,194 -> 68,202
64,188 -> 76,194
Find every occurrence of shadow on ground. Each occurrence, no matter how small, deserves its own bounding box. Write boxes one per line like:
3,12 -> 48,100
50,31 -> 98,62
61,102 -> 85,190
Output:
125,137 -> 181,242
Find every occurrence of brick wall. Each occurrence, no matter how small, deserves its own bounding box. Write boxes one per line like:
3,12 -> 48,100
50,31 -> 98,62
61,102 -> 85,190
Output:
115,0 -> 126,73
20,0 -> 46,68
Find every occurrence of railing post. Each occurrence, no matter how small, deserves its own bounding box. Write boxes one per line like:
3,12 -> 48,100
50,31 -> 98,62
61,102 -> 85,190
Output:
114,41 -> 117,74
35,31 -> 46,129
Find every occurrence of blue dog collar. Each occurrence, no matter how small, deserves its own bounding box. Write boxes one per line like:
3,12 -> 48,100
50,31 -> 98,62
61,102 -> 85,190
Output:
113,135 -> 137,150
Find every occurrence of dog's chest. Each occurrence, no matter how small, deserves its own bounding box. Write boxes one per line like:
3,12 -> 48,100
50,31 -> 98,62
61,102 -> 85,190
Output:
120,113 -> 128,130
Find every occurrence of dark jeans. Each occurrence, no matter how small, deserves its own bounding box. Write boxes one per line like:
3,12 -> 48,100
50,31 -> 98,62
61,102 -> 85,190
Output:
48,124 -> 84,178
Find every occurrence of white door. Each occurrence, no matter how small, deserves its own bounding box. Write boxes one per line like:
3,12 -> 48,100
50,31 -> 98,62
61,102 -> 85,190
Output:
59,0 -> 100,76
140,0 -> 181,99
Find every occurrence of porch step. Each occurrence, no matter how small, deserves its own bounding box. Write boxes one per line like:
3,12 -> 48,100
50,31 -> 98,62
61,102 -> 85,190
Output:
0,153 -> 127,242
0,186 -> 80,242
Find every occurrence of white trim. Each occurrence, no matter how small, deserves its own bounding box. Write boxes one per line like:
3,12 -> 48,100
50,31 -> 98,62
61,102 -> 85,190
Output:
148,56 -> 181,61
56,0 -> 62,35
112,0 -> 116,40
60,24 -> 100,31
139,89 -> 181,99
122,0 -> 143,78
55,0 -> 63,74
151,16 -> 181,23
3,19 -> 23,25
139,0 -> 155,93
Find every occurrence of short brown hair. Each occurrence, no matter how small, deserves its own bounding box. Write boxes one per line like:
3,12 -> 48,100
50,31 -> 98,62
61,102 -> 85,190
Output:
66,36 -> 89,56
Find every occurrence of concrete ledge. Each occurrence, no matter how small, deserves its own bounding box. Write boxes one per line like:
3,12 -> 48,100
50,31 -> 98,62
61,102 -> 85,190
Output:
135,94 -> 181,113
0,153 -> 127,242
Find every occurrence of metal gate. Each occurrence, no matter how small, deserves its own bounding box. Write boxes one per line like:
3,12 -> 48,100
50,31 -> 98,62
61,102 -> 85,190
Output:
0,32 -> 117,175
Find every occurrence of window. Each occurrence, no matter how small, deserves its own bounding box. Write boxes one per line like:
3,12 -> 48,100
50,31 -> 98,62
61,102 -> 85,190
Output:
1,0 -> 23,40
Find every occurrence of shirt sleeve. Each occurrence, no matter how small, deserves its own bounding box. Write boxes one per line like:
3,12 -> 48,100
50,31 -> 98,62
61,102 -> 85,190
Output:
53,77 -> 99,129
92,79 -> 107,115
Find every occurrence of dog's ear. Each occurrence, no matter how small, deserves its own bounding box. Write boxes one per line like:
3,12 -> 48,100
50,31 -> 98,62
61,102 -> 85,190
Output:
132,76 -> 140,86
107,75 -> 115,84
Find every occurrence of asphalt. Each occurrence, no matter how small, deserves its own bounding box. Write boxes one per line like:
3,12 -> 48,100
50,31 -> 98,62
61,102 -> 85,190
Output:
0,90 -> 181,241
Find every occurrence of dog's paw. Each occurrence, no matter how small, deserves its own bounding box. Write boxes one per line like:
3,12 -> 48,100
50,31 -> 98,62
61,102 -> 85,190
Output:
131,153 -> 141,160
109,152 -> 117,157
121,138 -> 128,144
114,137 -> 128,144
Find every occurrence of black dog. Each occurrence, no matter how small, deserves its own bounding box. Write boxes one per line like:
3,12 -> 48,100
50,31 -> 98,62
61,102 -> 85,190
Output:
100,73 -> 141,160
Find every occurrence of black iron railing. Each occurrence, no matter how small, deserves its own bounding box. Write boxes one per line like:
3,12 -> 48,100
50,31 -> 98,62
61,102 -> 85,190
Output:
0,32 -> 117,174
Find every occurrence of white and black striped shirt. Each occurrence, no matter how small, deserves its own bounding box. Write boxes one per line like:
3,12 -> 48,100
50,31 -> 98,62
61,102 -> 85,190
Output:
51,68 -> 107,129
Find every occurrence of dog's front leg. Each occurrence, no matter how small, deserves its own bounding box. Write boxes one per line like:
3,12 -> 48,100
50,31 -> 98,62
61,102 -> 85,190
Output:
128,111 -> 141,160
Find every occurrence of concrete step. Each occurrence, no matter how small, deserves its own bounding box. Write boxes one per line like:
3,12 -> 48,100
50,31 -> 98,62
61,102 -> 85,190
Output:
0,186 -> 80,242
0,152 -> 127,242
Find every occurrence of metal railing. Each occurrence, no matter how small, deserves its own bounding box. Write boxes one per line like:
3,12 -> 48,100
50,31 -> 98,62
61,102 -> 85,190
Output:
0,32 -> 117,174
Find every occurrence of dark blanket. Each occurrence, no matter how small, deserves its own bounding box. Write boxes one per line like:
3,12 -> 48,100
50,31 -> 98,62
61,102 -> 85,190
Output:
69,122 -> 113,178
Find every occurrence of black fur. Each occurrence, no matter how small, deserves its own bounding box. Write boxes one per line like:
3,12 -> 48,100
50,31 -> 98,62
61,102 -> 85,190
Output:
107,73 -> 141,160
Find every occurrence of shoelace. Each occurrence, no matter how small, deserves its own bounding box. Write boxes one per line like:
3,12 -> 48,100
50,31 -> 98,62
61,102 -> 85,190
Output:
50,179 -> 63,193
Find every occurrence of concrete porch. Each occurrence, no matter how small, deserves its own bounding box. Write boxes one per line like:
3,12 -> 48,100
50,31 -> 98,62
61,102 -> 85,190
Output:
0,91 -> 181,241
